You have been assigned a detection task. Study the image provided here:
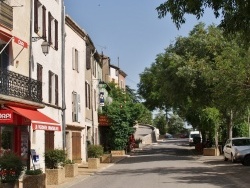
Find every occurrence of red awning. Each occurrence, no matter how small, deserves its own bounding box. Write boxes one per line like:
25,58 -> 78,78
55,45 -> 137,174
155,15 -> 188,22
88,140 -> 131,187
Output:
7,106 -> 61,131
0,30 -> 28,48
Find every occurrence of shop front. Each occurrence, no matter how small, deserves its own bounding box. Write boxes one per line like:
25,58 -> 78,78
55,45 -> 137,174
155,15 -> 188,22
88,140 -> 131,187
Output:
0,105 -> 61,168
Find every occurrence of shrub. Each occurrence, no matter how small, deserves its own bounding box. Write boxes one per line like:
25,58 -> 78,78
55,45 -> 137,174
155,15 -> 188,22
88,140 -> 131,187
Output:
44,149 -> 66,169
0,151 -> 24,183
87,145 -> 104,158
64,159 -> 75,165
25,169 -> 43,175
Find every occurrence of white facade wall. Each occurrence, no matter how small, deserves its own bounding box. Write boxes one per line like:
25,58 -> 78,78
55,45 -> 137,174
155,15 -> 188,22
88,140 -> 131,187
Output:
65,19 -> 87,162
30,0 -> 63,170
110,67 -> 118,84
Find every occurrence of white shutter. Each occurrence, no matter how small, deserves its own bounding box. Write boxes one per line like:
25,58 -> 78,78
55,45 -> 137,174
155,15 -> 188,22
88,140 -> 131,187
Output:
77,94 -> 81,122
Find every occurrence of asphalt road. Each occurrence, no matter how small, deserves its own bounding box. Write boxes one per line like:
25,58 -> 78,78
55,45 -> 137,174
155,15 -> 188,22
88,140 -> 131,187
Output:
69,139 -> 250,188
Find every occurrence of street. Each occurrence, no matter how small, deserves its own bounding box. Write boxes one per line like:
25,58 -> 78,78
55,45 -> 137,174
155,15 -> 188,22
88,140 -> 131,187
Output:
69,139 -> 250,188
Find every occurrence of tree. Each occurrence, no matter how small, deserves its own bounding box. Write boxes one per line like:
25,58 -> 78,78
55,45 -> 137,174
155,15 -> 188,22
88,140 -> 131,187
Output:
153,111 -> 167,135
167,113 -> 185,135
156,0 -> 250,45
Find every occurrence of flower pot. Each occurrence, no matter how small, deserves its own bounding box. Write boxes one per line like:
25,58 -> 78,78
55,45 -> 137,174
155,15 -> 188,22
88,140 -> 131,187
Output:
45,168 -> 65,185
65,164 -> 78,177
22,173 -> 46,188
88,158 -> 100,169
101,154 -> 112,163
111,150 -> 125,156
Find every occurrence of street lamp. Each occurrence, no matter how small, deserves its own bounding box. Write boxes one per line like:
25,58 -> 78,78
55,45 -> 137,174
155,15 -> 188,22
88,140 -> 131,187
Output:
41,41 -> 50,56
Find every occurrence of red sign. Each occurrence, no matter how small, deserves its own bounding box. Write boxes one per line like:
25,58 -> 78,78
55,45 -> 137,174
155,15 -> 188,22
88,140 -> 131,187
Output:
98,115 -> 109,126
0,110 -> 13,124
14,36 -> 28,48
32,123 -> 61,131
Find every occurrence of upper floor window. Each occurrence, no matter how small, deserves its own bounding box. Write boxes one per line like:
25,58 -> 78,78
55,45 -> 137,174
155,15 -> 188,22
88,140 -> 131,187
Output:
72,91 -> 81,122
86,46 -> 91,70
72,48 -> 79,72
48,12 -> 58,50
48,71 -> 58,105
85,82 -> 91,109
34,0 -> 44,37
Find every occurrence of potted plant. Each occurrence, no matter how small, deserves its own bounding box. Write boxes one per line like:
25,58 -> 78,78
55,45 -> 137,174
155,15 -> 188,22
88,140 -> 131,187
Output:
87,145 -> 103,169
22,169 -> 46,188
63,159 -> 78,177
44,149 -> 66,185
0,151 -> 24,188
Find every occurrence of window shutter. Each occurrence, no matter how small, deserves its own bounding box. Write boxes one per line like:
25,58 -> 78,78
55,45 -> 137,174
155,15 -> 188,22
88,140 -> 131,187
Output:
42,6 -> 46,39
34,0 -> 38,33
77,94 -> 81,122
48,71 -> 52,103
88,84 -> 91,109
55,74 -> 58,106
72,47 -> 75,70
86,46 -> 91,70
75,49 -> 79,72
55,19 -> 58,50
48,12 -> 52,44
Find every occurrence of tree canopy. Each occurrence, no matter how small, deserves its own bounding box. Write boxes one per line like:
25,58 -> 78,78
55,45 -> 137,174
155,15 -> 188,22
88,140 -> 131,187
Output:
156,0 -> 250,44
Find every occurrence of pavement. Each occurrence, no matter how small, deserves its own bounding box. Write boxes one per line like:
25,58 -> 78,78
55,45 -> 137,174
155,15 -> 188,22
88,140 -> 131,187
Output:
46,155 -> 129,188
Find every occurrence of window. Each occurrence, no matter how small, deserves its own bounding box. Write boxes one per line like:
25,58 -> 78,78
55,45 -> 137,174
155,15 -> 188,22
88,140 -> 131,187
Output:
86,46 -> 91,70
37,63 -> 43,99
0,45 -> 9,69
48,71 -> 58,105
34,0 -> 43,36
72,48 -> 79,72
42,6 -> 46,39
85,82 -> 91,109
72,92 -> 81,122
48,12 -> 58,49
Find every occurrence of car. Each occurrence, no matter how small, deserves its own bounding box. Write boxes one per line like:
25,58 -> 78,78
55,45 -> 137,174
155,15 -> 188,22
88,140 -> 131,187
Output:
237,148 -> 250,166
165,133 -> 173,139
189,131 -> 202,146
223,137 -> 250,163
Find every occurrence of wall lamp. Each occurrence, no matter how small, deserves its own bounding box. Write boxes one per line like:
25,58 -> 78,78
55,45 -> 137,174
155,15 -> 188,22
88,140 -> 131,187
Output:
32,36 -> 50,56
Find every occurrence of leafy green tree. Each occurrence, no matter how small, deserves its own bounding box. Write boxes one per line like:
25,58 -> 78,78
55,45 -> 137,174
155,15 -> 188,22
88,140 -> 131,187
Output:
153,111 -> 167,135
156,0 -> 250,44
167,113 -> 185,135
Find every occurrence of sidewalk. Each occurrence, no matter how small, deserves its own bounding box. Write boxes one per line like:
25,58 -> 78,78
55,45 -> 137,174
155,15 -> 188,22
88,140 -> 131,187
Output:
47,155 -> 129,188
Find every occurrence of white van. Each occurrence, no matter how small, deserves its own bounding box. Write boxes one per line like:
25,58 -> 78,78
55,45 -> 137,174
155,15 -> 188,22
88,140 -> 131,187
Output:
189,131 -> 202,146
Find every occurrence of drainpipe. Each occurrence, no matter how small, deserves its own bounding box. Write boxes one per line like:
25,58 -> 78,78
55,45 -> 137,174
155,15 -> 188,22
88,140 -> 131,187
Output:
61,0 -> 66,150
27,0 -> 33,170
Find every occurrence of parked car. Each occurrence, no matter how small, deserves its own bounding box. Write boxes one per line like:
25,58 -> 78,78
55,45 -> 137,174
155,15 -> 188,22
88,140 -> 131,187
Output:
189,131 -> 202,146
165,133 -> 173,139
237,148 -> 250,166
223,137 -> 250,163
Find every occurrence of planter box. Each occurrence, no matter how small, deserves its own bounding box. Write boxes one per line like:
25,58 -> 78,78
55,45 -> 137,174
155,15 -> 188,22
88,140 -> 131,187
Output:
88,158 -> 100,169
22,173 -> 46,188
101,154 -> 112,163
45,168 -> 65,185
111,150 -> 125,156
203,148 -> 220,156
65,164 -> 78,177
0,182 -> 18,188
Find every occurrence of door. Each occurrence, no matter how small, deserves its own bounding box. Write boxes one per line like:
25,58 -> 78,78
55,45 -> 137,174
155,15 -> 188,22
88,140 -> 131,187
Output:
72,132 -> 81,163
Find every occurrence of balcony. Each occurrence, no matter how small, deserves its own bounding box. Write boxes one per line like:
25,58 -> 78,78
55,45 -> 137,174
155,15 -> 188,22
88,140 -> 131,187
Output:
0,2 -> 13,30
0,69 -> 42,103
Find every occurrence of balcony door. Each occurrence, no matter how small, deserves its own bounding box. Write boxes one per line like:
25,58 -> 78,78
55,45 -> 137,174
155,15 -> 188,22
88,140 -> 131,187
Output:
0,44 -> 9,70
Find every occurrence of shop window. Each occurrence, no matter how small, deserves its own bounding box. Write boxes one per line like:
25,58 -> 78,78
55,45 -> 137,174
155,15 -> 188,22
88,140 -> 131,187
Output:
0,126 -> 14,153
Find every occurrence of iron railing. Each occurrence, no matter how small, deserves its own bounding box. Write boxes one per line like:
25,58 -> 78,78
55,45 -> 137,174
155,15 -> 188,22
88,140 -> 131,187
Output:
0,69 -> 42,103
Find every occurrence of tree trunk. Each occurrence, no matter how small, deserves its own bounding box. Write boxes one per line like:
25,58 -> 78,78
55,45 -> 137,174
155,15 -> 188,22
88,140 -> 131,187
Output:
227,110 -> 233,139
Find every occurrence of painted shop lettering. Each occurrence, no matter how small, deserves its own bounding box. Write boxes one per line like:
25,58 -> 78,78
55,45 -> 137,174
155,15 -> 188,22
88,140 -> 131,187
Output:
0,113 -> 11,119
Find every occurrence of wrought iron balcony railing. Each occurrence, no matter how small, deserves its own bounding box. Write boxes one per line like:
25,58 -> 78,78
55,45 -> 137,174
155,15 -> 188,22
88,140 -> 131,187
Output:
0,69 -> 42,103
0,2 -> 13,30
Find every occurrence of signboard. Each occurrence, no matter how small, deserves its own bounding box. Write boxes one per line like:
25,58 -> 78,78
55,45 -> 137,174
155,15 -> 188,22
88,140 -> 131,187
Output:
0,110 -> 13,124
14,36 -> 28,48
99,92 -> 105,107
32,123 -> 61,131
98,115 -> 109,126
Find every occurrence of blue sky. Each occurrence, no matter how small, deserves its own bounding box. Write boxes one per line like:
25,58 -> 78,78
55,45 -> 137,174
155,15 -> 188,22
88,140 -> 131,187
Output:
64,0 -> 221,90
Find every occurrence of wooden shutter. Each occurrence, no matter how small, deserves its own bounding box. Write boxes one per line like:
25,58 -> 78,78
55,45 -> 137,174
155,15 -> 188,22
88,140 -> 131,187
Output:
72,47 -> 75,70
45,131 -> 54,152
42,6 -> 46,39
48,71 -> 52,103
75,49 -> 79,72
85,82 -> 88,108
34,0 -> 38,33
88,84 -> 91,109
77,94 -> 81,122
55,19 -> 58,50
86,46 -> 91,70
55,74 -> 58,105
72,132 -> 81,163
48,12 -> 52,44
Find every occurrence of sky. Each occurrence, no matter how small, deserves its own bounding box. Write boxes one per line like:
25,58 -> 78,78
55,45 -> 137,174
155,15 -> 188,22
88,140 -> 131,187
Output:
64,0 -> 221,90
